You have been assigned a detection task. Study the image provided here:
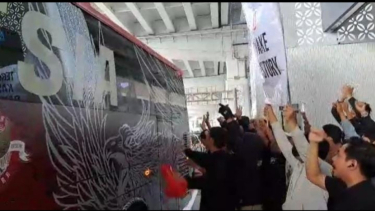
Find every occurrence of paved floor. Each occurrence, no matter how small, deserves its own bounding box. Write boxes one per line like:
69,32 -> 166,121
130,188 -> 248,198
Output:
182,190 -> 201,210
191,191 -> 201,210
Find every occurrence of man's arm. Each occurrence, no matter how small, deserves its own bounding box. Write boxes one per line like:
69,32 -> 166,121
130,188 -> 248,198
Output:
235,106 -> 242,121
205,120 -> 211,130
271,122 -> 298,168
184,149 -> 210,169
288,116 -> 332,177
290,127 -> 309,161
359,116 -> 375,134
338,102 -> 360,138
185,176 -> 206,190
254,119 -> 271,147
331,103 -> 342,124
306,130 -> 328,190
301,112 -> 312,135
341,120 -> 360,139
342,85 -> 361,118
265,105 -> 298,168
348,97 -> 361,118
284,105 -> 310,162
200,121 -> 207,131
350,117 -> 364,136
205,112 -> 212,130
186,158 -> 199,168
265,125 -> 281,153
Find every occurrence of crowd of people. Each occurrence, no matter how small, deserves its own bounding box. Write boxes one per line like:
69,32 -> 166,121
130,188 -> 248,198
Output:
182,85 -> 375,210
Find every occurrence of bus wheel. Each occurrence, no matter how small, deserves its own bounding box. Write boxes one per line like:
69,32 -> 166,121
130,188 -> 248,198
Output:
122,198 -> 148,210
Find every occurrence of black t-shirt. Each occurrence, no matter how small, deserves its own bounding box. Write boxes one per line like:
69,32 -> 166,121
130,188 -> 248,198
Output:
261,150 -> 286,210
184,150 -> 237,210
325,176 -> 375,210
234,132 -> 265,206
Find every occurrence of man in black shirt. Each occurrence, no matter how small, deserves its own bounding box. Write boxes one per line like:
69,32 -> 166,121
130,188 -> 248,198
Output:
184,127 -> 237,210
306,130 -> 375,210
235,132 -> 265,210
218,104 -> 265,210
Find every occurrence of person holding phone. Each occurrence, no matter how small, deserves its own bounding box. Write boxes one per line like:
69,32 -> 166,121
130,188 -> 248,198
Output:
264,104 -> 332,210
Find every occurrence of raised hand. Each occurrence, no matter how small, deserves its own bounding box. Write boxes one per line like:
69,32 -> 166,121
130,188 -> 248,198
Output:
264,104 -> 277,124
201,115 -> 207,130
341,102 -> 350,113
283,105 -> 298,130
254,119 -> 270,145
308,128 -> 327,143
283,105 -> 297,122
235,106 -> 243,119
336,102 -> 344,115
341,85 -> 354,99
347,110 -> 356,120
205,112 -> 212,130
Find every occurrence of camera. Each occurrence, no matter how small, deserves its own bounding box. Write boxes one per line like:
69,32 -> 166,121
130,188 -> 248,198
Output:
218,104 -> 234,120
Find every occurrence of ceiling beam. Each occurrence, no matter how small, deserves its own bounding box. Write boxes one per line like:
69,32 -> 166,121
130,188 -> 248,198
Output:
93,3 -> 131,33
154,3 -> 175,33
221,2 -> 229,25
210,3 -> 219,28
199,60 -> 206,77
115,3 -> 209,13
183,60 -> 195,77
125,3 -> 154,34
182,3 -> 197,30
155,49 -> 228,62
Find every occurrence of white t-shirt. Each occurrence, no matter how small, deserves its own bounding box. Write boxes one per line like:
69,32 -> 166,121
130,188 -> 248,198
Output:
271,122 -> 332,210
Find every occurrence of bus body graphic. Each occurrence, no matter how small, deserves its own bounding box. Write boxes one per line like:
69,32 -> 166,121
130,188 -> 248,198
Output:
0,2 -> 189,210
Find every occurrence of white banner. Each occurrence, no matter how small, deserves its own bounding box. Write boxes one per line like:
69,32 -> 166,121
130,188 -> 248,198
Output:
242,3 -> 288,117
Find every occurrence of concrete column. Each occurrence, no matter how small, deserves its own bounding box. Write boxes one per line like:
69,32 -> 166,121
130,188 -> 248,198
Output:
225,58 -> 251,117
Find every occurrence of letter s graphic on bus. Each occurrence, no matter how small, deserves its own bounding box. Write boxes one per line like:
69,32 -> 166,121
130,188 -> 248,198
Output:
18,11 -> 66,96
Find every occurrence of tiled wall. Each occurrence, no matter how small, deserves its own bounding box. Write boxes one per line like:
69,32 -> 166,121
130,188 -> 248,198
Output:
278,2 -> 375,127
281,2 -> 375,47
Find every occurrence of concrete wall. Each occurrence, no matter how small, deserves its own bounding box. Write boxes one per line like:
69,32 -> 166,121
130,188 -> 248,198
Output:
140,26 -> 250,131
183,63 -> 251,131
183,75 -> 226,91
278,2 -> 375,127
138,26 -> 248,62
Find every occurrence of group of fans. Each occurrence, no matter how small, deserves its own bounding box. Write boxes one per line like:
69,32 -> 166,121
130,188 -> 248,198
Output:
181,85 -> 375,210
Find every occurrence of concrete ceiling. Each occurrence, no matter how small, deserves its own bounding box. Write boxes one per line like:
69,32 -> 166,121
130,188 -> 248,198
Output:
93,2 -> 232,36
171,59 -> 226,78
92,2 -> 248,78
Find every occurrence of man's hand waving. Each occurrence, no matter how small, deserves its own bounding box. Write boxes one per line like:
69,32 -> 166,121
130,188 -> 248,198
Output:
306,128 -> 328,190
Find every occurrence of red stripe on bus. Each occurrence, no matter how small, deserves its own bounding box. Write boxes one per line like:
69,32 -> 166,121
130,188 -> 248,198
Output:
73,2 -> 184,77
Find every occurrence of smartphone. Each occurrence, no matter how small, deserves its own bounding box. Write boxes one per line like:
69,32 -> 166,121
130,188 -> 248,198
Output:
278,103 -> 300,112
